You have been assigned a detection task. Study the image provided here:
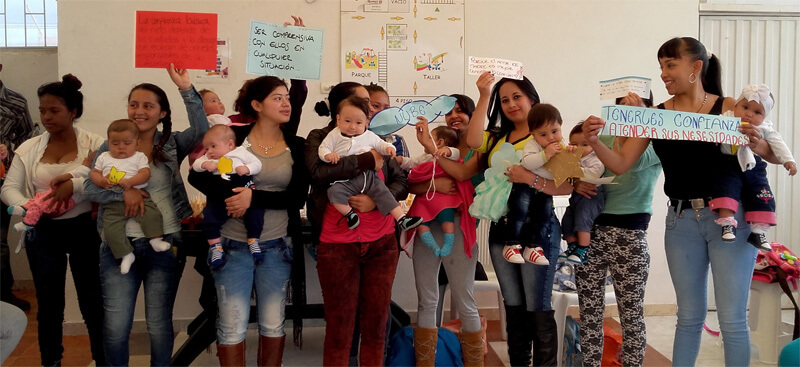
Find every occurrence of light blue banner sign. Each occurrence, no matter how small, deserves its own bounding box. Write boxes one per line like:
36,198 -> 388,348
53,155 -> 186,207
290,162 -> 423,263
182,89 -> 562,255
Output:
600,105 -> 747,145
369,95 -> 457,136
246,20 -> 324,80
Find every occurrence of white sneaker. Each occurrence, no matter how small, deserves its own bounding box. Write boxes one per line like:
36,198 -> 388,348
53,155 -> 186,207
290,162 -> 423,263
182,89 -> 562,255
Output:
502,245 -> 525,264
523,247 -> 550,266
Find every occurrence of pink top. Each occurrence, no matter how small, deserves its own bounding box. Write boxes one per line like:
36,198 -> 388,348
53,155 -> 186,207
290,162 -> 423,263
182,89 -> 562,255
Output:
319,170 -> 396,244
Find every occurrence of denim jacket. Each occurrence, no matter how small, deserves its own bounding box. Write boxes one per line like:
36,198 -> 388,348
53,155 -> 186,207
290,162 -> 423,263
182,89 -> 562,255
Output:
83,86 -> 209,234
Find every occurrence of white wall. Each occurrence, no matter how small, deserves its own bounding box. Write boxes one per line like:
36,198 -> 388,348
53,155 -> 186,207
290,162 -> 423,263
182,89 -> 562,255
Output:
39,0 -> 709,325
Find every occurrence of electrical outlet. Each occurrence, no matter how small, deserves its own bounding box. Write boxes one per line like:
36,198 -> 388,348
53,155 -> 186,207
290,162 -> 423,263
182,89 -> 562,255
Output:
320,83 -> 335,93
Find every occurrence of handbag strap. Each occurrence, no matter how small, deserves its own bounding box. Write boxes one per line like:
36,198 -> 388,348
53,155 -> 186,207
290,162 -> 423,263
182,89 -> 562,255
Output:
774,267 -> 800,340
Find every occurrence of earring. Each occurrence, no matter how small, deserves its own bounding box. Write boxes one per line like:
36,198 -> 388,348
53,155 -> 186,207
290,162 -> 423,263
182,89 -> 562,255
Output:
688,73 -> 697,84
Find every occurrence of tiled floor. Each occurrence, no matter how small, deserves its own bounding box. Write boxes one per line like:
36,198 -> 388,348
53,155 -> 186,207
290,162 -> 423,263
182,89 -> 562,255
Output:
2,288 -> 794,366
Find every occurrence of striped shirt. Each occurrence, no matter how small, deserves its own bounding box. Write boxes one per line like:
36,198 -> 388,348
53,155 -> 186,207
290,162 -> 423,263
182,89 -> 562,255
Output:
0,83 -> 34,167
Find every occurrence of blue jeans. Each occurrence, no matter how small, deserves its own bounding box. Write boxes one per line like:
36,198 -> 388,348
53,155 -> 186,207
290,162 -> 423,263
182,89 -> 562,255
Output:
212,237 -> 292,344
489,210 -> 561,311
665,204 -> 756,366
99,233 -> 184,366
505,183 -> 552,246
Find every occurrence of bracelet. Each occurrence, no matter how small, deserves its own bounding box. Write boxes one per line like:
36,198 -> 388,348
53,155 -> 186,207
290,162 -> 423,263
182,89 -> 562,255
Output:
530,175 -> 539,189
540,179 -> 546,193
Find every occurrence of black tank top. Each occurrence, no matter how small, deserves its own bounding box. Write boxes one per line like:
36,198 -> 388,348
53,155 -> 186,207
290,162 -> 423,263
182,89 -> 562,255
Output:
651,97 -> 738,199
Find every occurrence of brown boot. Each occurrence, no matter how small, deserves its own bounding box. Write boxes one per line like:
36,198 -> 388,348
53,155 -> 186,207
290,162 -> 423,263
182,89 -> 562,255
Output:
414,327 -> 438,366
258,335 -> 285,367
217,341 -> 246,366
458,328 -> 485,367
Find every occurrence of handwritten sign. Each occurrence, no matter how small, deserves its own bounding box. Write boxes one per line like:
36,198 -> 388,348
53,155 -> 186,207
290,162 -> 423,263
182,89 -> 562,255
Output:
600,105 -> 748,145
246,20 -> 324,80
468,56 -> 523,80
369,95 -> 457,136
135,11 -> 218,69
599,76 -> 651,100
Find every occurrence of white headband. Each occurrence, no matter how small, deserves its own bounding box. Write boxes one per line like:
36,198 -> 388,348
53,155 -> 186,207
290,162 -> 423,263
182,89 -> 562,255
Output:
737,84 -> 773,117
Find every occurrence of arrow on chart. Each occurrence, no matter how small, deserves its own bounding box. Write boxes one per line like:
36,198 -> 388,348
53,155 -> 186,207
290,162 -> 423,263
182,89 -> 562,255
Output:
413,82 -> 418,95
448,17 -> 461,21
380,26 -> 385,40
351,15 -> 365,20
413,30 -> 417,43
414,4 -> 418,18
390,16 -> 404,20
424,17 -> 437,21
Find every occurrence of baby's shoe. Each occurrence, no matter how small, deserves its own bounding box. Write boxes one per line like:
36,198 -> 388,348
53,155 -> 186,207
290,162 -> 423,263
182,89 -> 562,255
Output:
559,242 -> 578,260
714,217 -> 738,243
523,246 -> 550,266
342,210 -> 360,230
747,232 -> 772,252
397,215 -> 423,231
567,246 -> 589,264
502,242 -> 525,264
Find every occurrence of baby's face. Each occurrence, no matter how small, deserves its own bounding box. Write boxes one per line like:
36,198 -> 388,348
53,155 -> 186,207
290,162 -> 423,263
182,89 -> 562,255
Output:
569,132 -> 593,157
202,92 -> 225,116
733,99 -> 766,126
531,121 -> 563,148
108,130 -> 139,159
203,135 -> 234,160
336,105 -> 368,137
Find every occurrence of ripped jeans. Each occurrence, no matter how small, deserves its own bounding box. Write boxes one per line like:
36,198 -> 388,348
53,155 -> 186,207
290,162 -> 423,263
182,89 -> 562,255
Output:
212,237 -> 293,345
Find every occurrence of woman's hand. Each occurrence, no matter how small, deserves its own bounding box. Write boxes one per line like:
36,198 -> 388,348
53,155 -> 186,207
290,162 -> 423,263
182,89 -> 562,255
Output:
167,63 -> 191,91
82,150 -> 96,167
619,92 -> 646,107
283,15 -> 305,27
349,194 -> 377,213
225,187 -> 253,218
433,177 -> 457,195
573,180 -> 598,199
370,149 -> 385,171
123,188 -> 148,217
476,71 -> 494,97
44,179 -> 74,213
582,115 -> 606,143
505,164 -> 535,185
414,118 -> 436,154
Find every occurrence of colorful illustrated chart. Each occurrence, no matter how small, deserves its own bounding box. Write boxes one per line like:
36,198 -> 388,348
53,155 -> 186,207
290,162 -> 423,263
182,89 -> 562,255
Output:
341,0 -> 465,104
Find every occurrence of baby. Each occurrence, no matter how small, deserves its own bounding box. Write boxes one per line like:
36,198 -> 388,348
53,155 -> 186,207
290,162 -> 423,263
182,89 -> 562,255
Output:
188,89 -> 235,166
318,95 -> 422,231
710,84 -> 796,251
7,151 -> 93,231
558,123 -> 605,264
90,119 -> 170,274
397,125 -> 460,256
192,124 -> 263,269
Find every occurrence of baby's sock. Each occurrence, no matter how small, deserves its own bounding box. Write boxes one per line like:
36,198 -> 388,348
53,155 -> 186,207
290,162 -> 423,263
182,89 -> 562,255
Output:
12,222 -> 31,232
248,239 -> 264,263
714,217 -> 738,227
439,233 -> 454,257
750,222 -> 770,234
209,242 -> 224,270
120,253 -> 135,274
7,206 -> 25,216
419,231 -> 441,256
149,238 -> 171,252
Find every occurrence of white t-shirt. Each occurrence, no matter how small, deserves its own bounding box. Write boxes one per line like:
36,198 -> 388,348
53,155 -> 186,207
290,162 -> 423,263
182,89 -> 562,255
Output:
94,151 -> 150,189
191,145 -> 263,176
318,127 -> 394,162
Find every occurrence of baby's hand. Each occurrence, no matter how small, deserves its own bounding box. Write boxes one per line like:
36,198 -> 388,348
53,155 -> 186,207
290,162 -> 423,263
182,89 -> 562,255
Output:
564,145 -> 577,153
544,141 -> 562,160
82,150 -> 97,167
201,161 -> 216,172
101,174 -> 116,189
50,173 -> 72,188
434,147 -> 452,158
325,152 -> 340,164
118,178 -> 133,190
785,162 -> 797,176
0,144 -> 7,160
386,146 -> 397,158
395,156 -> 404,164
235,166 -> 250,176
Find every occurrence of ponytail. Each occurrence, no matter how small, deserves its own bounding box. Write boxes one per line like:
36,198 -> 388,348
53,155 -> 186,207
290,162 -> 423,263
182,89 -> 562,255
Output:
658,37 -> 724,97
703,54 -> 723,97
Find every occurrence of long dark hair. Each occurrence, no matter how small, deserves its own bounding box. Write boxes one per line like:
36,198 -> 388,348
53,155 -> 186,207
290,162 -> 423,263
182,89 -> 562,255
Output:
315,82 -> 363,128
237,76 -> 288,120
38,74 -> 84,119
129,83 -> 172,165
657,37 -> 723,97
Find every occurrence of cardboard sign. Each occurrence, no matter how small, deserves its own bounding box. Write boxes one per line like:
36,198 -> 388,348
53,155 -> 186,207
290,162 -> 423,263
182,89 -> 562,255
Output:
135,11 -> 218,69
468,56 -> 523,80
600,105 -> 748,145
246,20 -> 324,80
599,76 -> 651,100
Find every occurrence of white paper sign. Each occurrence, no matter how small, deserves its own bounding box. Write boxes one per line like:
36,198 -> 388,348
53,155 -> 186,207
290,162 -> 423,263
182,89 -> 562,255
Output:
581,176 -> 616,185
468,56 -> 523,80
599,76 -> 651,100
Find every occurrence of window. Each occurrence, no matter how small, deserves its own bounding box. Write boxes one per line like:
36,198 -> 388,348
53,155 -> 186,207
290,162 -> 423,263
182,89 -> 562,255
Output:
0,0 -> 58,47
